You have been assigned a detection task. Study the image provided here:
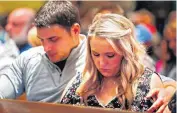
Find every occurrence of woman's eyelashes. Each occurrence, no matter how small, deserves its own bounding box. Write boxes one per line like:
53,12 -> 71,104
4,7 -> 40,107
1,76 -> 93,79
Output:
106,54 -> 115,58
92,51 -> 115,58
92,51 -> 100,57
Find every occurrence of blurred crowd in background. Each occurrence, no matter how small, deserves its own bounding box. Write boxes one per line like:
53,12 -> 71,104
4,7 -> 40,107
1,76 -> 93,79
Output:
0,1 -> 176,80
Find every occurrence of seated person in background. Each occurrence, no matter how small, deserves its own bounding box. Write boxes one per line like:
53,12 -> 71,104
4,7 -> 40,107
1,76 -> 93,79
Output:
5,8 -> 35,53
0,15 -> 19,71
158,20 -> 176,80
135,24 -> 155,71
60,13 -> 164,112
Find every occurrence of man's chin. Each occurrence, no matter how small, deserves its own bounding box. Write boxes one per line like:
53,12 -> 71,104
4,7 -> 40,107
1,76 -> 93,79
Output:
49,57 -> 62,63
47,54 -> 66,63
49,58 -> 58,63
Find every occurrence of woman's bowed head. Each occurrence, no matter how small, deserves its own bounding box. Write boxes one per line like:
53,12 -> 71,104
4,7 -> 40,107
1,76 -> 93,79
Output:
76,13 -> 147,108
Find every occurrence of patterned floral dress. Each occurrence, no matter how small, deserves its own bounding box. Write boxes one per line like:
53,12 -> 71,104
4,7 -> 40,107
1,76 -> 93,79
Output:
60,68 -> 155,112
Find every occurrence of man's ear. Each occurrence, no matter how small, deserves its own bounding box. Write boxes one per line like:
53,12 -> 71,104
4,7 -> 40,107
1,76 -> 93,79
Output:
70,23 -> 81,46
71,23 -> 80,36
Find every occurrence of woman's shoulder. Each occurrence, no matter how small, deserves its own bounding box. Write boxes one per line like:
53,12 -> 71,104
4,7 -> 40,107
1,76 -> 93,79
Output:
142,68 -> 154,77
131,68 -> 155,112
135,68 -> 154,93
141,68 -> 163,89
131,68 -> 163,112
136,68 -> 154,85
136,68 -> 162,93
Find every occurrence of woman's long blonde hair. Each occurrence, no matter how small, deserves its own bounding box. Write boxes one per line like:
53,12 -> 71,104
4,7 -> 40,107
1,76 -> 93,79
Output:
76,14 -> 146,109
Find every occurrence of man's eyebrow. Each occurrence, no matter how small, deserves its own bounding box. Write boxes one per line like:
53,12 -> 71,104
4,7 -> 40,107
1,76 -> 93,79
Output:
37,36 -> 58,40
48,36 -> 58,40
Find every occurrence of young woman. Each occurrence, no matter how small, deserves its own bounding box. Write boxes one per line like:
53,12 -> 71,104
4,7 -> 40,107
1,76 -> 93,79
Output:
60,13 -> 163,112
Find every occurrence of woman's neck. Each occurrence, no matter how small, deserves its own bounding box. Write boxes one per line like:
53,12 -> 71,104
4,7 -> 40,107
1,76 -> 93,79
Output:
101,76 -> 119,88
95,76 -> 120,106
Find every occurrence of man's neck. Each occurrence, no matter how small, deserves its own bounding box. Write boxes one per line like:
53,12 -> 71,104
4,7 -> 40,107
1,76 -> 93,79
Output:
54,59 -> 67,72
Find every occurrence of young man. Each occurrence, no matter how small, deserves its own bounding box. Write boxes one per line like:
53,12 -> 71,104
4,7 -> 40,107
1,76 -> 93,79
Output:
0,1 -> 86,102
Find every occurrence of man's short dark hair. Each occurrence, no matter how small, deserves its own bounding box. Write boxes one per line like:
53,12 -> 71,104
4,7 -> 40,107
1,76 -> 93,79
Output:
34,0 -> 80,30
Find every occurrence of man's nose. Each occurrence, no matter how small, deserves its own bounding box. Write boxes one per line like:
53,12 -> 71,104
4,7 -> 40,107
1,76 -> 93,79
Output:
43,42 -> 51,52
